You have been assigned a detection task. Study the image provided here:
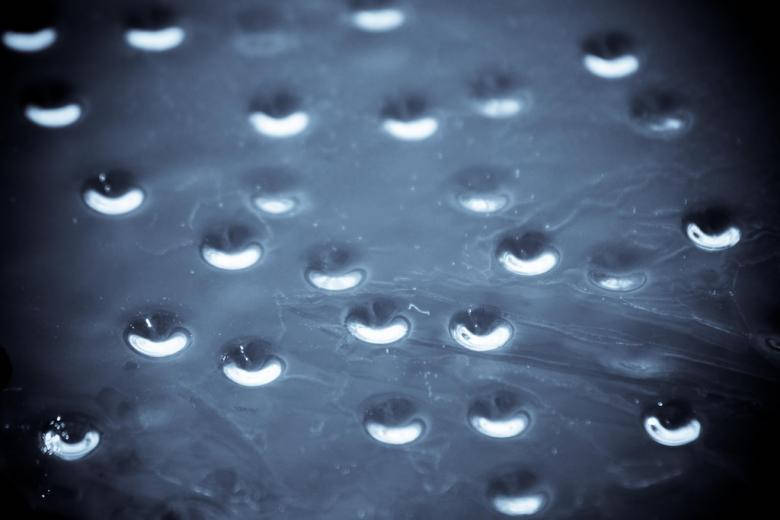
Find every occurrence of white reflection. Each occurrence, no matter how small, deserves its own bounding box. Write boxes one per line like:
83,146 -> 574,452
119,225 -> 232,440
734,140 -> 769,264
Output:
382,117 -> 438,141
498,250 -> 558,276
583,54 -> 639,79
470,414 -> 528,438
307,269 -> 364,291
451,322 -> 512,352
254,196 -> 297,215
458,193 -> 509,213
365,419 -> 424,445
42,430 -> 100,461
475,98 -> 523,118
644,416 -> 701,447
127,331 -> 189,358
25,104 -> 81,128
686,223 -> 740,252
493,493 -> 546,516
3,28 -> 57,52
347,316 -> 409,344
249,111 -> 309,138
202,244 -> 262,270
125,27 -> 185,51
83,187 -> 144,216
351,9 -> 405,32
222,357 -> 283,387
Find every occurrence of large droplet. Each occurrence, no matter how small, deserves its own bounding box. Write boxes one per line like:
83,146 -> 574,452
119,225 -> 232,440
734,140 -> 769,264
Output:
40,414 -> 100,461
82,170 -> 145,216
496,232 -> 559,276
349,0 -> 405,32
643,400 -> 701,447
201,224 -> 263,271
381,94 -> 438,141
124,311 -> 192,358
630,89 -> 692,138
450,307 -> 513,352
22,81 -> 82,128
683,207 -> 740,251
363,396 -> 425,445
220,338 -> 284,387
468,389 -> 530,439
346,299 -> 410,344
2,2 -> 58,52
249,90 -> 309,138
470,70 -> 527,118
305,244 -> 366,291
487,470 -> 548,516
125,5 -> 184,52
582,32 -> 639,79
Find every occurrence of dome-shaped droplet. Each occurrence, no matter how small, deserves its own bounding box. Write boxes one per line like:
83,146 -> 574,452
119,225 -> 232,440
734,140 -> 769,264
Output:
220,337 -> 284,387
630,89 -> 692,138
643,399 -> 701,447
487,470 -> 548,516
497,232 -> 559,276
22,81 -> 82,128
200,224 -> 263,271
305,244 -> 366,291
470,70 -> 527,118
40,414 -> 100,461
451,166 -> 512,214
125,5 -> 184,52
2,2 -> 58,52
248,90 -> 309,138
468,390 -> 530,439
248,167 -> 305,217
582,32 -> 639,79
587,242 -> 648,292
124,311 -> 191,358
254,195 -> 298,215
346,300 -> 410,344
381,94 -> 438,141
81,170 -> 145,216
363,396 -> 425,445
683,207 -> 740,251
349,0 -> 405,32
450,307 -> 513,352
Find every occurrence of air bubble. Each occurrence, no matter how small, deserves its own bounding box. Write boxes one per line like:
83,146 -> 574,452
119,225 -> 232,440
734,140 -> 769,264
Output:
125,6 -> 184,52
470,70 -> 527,118
683,208 -> 740,251
220,338 -> 284,387
630,89 -> 692,138
306,244 -> 366,291
346,300 -> 410,344
22,81 -> 81,128
468,390 -> 530,439
82,171 -> 144,216
124,312 -> 191,358
643,400 -> 701,447
349,0 -> 405,32
497,232 -> 559,276
40,414 -> 100,461
487,470 -> 548,516
381,94 -> 438,141
450,307 -> 513,352
249,91 -> 309,138
582,32 -> 639,79
363,396 -> 425,445
201,225 -> 263,271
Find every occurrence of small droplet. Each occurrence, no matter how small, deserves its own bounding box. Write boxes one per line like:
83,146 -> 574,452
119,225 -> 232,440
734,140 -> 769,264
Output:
488,470 -> 548,516
630,89 -> 692,138
306,244 -> 366,291
346,300 -> 410,344
253,196 -> 298,215
249,91 -> 309,138
125,6 -> 184,52
469,390 -> 530,439
589,271 -> 646,292
82,170 -> 144,216
363,396 -> 425,445
349,0 -> 405,32
22,81 -> 82,128
40,414 -> 100,461
683,208 -> 740,251
450,307 -> 513,352
381,94 -> 437,141
201,225 -> 263,271
497,232 -> 559,276
643,400 -> 701,447
124,312 -> 191,358
582,32 -> 639,79
220,338 -> 284,387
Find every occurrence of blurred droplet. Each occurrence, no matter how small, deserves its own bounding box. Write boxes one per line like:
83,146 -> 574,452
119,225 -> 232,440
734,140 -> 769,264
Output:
582,32 -> 638,79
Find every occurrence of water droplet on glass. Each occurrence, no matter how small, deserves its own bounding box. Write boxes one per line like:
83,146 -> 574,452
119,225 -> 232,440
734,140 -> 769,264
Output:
306,244 -> 366,291
683,208 -> 740,251
82,170 -> 145,216
487,470 -> 548,516
450,307 -> 513,352
40,414 -> 100,461
497,232 -> 559,276
124,311 -> 192,358
248,91 -> 309,138
381,94 -> 438,141
220,337 -> 284,387
630,89 -> 692,138
125,6 -> 184,52
349,0 -> 405,32
458,193 -> 509,214
643,400 -> 701,447
588,271 -> 646,292
22,81 -> 82,128
346,300 -> 410,344
363,396 -> 425,445
470,70 -> 527,118
201,225 -> 263,271
582,32 -> 639,79
2,3 -> 58,52
468,390 -> 530,438
451,166 -> 511,214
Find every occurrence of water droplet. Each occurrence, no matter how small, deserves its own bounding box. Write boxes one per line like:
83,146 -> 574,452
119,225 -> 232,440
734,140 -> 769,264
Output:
22,81 -> 82,128
589,271 -> 646,292
450,166 -> 511,214
248,167 -> 305,217
40,414 -> 100,461
346,300 -> 410,344
82,170 -> 145,216
233,6 -> 295,57
124,311 -> 191,358
582,32 -> 639,79
254,196 -> 298,215
125,6 -> 184,52
248,90 -> 309,138
220,338 -> 284,387
363,396 -> 425,445
643,400 -> 701,447
630,89 -> 692,138
458,193 -> 509,213
381,94 -> 438,141
450,307 -> 513,352
306,244 -> 366,291
349,0 -> 405,32
468,390 -> 530,439
201,225 -> 263,271
3,28 -> 57,52
587,242 -> 648,292
2,2 -> 58,52
497,232 -> 559,276
470,70 -> 527,118
683,208 -> 740,251
487,470 -> 548,516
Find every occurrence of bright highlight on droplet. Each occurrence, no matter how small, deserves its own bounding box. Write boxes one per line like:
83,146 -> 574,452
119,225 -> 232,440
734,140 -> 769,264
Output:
125,27 -> 185,51
253,196 -> 298,215
470,413 -> 529,439
3,28 -> 57,52
686,223 -> 740,251
351,9 -> 405,32
589,271 -> 646,292
41,430 -> 100,461
126,330 -> 189,358
83,187 -> 144,216
249,111 -> 309,138
492,493 -> 546,516
222,357 -> 283,387
458,193 -> 509,213
451,322 -> 512,352
201,244 -> 262,270
498,250 -> 558,276
307,269 -> 365,291
347,316 -> 409,344
644,416 -> 701,447
475,98 -> 523,118
583,54 -> 639,79
25,103 -> 81,128
382,117 -> 438,141
365,419 -> 424,445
